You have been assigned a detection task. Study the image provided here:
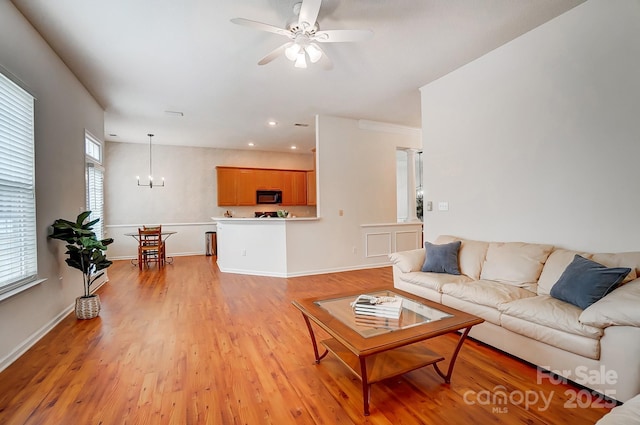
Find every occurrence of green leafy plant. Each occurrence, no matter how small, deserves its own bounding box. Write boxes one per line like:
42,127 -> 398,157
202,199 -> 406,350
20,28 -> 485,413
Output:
49,211 -> 114,298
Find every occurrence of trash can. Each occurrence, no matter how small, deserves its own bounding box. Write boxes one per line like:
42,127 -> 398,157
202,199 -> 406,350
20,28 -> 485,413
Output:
205,231 -> 217,256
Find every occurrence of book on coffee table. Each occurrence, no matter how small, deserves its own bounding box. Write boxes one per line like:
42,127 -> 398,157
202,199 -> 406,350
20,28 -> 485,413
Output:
354,314 -> 401,329
351,294 -> 403,319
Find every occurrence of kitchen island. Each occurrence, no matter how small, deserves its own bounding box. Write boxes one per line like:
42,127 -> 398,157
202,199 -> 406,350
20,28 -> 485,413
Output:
212,217 -> 320,277
212,217 -> 422,278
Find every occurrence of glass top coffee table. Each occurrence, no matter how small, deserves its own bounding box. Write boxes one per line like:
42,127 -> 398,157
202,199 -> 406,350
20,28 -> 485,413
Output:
292,287 -> 484,416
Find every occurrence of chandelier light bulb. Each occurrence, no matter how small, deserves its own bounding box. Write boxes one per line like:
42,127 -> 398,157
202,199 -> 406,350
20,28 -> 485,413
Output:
305,43 -> 322,63
285,43 -> 301,61
294,51 -> 307,68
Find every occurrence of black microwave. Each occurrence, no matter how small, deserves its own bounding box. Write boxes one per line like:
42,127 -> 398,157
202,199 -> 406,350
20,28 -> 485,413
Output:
256,190 -> 282,204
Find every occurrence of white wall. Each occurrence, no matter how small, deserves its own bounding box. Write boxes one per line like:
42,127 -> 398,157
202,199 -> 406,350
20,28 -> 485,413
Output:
420,0 -> 640,252
0,3 -> 105,369
396,150 -> 409,221
104,142 -> 315,258
285,115 -> 422,275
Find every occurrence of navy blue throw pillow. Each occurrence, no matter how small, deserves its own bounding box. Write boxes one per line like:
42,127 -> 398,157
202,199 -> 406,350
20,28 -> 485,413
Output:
421,241 -> 462,275
550,254 -> 631,309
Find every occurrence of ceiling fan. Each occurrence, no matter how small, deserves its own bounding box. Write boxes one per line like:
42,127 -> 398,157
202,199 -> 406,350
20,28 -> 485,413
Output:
231,0 -> 373,70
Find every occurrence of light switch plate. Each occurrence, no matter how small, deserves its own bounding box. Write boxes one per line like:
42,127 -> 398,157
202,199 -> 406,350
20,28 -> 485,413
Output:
438,201 -> 449,211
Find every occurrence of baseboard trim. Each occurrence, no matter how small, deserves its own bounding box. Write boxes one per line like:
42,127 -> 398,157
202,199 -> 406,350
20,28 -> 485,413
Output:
0,303 -> 73,373
0,277 -> 109,373
110,252 -> 203,261
217,262 -> 391,278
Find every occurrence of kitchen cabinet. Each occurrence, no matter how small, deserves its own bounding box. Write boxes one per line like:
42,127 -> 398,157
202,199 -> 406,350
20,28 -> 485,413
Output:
216,166 -> 308,206
281,171 -> 307,206
255,169 -> 283,190
307,170 -> 316,206
236,169 -> 257,205
217,168 -> 237,206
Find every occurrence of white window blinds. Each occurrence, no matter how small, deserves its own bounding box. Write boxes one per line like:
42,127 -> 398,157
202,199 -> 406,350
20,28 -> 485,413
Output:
0,72 -> 37,294
86,163 -> 104,240
85,131 -> 104,241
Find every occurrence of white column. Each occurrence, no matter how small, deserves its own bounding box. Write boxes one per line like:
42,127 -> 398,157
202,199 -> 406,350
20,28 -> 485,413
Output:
406,149 -> 419,222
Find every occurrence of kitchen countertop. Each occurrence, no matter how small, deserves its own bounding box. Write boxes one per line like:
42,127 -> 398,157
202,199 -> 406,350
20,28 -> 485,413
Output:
211,216 -> 319,222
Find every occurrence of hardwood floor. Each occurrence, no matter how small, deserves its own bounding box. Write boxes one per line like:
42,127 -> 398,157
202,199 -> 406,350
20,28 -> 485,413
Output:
0,256 -> 611,424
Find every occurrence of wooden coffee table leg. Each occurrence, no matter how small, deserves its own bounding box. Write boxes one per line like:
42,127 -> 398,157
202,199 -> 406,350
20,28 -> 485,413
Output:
359,357 -> 371,416
433,326 -> 472,383
301,314 -> 328,363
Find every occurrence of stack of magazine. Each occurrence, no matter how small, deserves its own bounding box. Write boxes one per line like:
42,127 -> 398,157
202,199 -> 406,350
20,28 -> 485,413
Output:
350,294 -> 403,320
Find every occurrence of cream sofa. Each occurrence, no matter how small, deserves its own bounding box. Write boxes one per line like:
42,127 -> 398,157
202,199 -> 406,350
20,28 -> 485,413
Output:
390,235 -> 640,402
596,394 -> 640,424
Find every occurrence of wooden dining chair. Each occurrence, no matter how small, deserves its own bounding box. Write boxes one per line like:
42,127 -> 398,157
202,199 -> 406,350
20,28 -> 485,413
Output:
137,226 -> 165,269
144,225 -> 167,265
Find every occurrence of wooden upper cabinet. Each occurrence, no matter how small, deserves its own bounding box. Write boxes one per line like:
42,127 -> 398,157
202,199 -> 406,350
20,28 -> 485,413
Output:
217,168 -> 237,206
307,171 -> 316,206
236,169 -> 257,205
255,169 -> 283,190
292,171 -> 307,205
217,167 -> 308,206
282,171 -> 307,206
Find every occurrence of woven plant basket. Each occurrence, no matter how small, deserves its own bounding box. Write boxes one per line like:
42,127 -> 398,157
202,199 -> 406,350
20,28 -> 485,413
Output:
75,295 -> 101,320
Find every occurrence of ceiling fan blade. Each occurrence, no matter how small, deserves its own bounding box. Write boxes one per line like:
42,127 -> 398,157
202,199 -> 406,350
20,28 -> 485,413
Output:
314,29 -> 373,43
257,42 -> 293,65
231,18 -> 290,36
298,0 -> 322,28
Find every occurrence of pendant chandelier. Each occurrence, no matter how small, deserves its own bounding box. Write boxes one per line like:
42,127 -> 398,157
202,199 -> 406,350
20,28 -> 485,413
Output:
137,133 -> 164,188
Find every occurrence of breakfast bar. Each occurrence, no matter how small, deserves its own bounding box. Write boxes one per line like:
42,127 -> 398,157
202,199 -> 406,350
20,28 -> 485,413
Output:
212,216 -> 319,277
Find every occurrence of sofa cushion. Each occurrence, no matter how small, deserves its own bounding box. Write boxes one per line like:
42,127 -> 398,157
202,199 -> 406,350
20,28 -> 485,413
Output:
498,295 -> 603,339
480,242 -> 554,292
441,295 -> 503,325
499,314 -> 600,359
441,279 -> 536,309
539,250 -> 640,296
400,271 -> 473,293
435,235 -> 488,280
550,255 -> 631,310
591,252 -> 639,285
579,279 -> 640,328
537,249 -> 593,295
389,248 -> 425,273
421,241 -> 461,274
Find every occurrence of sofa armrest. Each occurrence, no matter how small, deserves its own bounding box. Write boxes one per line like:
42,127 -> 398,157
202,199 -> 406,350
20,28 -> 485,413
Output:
389,248 -> 425,273
579,279 -> 640,328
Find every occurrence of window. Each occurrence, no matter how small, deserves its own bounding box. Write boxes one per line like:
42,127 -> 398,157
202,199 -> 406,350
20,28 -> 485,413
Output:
0,71 -> 37,296
396,149 -> 423,222
85,131 -> 104,240
85,133 -> 101,162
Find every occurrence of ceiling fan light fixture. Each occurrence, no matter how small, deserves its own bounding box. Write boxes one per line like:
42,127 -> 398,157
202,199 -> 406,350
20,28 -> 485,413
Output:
294,52 -> 307,68
231,0 -> 373,70
305,43 -> 322,63
285,43 -> 301,61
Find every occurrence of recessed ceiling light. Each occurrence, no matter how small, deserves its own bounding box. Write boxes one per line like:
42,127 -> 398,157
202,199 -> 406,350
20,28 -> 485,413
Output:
268,121 -> 277,126
248,142 -> 255,147
291,145 -> 297,150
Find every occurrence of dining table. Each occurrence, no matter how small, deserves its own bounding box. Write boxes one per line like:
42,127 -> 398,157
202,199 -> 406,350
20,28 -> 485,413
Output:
125,230 -> 177,266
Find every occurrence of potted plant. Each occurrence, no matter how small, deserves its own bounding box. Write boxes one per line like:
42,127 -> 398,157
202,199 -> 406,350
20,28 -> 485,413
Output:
49,211 -> 114,319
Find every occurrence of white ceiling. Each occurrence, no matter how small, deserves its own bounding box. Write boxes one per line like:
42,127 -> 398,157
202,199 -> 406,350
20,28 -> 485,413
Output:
11,0 -> 584,153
